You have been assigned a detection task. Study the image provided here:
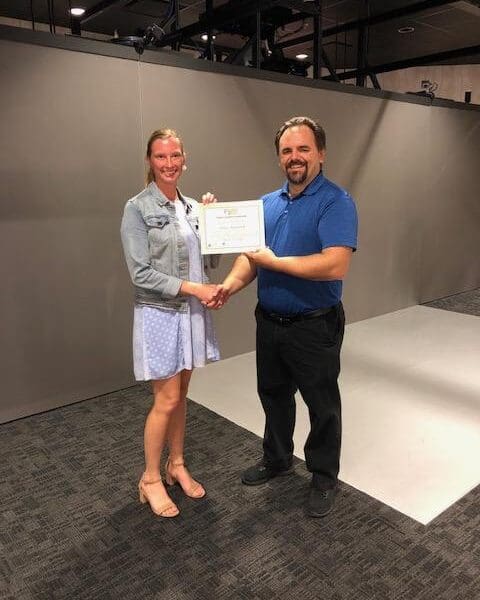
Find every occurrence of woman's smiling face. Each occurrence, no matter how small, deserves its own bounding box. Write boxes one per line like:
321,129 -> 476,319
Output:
148,136 -> 185,188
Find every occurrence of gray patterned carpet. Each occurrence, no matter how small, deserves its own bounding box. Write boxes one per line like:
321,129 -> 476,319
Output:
424,287 -> 480,317
1,384 -> 479,600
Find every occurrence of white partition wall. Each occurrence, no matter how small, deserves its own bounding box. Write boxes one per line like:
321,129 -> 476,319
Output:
0,30 -> 479,422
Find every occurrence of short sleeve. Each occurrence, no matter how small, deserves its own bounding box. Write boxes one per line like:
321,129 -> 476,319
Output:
318,192 -> 358,251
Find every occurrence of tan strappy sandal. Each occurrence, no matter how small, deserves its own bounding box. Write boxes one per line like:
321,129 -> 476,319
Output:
138,474 -> 180,517
165,459 -> 206,499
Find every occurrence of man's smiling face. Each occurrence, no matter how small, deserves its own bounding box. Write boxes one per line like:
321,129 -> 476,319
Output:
278,125 -> 325,191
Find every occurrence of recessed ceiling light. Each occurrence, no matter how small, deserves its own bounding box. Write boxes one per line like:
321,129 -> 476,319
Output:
70,7 -> 85,16
296,53 -> 308,60
398,26 -> 415,34
201,33 -> 216,41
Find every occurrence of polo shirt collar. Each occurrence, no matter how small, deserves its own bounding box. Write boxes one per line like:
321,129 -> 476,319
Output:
280,171 -> 326,199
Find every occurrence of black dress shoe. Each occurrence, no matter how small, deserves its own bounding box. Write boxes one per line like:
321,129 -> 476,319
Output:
307,486 -> 337,517
241,461 -> 293,486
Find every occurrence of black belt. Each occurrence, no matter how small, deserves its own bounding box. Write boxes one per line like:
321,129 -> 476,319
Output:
258,304 -> 335,325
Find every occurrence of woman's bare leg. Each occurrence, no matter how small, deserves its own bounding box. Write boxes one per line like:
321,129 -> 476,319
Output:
166,369 -> 192,461
165,369 -> 206,498
142,373 -> 183,515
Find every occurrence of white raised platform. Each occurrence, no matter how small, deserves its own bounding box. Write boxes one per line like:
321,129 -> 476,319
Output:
189,305 -> 480,524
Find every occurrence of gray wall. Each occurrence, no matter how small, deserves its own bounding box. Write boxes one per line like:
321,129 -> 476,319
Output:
1,35 -> 479,422
0,40 -> 142,422
421,106 -> 480,301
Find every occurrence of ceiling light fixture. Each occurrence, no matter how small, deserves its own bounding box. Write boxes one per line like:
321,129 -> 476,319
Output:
201,33 -> 216,41
70,7 -> 85,16
398,26 -> 415,34
296,53 -> 308,60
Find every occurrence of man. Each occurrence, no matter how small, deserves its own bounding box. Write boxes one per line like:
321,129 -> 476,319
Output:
213,116 -> 358,517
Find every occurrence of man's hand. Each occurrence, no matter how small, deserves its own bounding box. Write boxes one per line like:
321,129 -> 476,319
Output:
206,284 -> 231,309
197,283 -> 224,305
244,247 -> 278,270
204,253 -> 257,310
181,281 -> 223,304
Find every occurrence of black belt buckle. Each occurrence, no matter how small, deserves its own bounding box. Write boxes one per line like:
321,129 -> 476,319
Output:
262,310 -> 296,326
303,306 -> 334,319
277,314 -> 293,326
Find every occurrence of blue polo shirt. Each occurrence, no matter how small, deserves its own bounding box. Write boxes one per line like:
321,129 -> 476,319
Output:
257,172 -> 358,314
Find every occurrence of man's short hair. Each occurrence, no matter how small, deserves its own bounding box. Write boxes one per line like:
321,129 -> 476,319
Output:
274,116 -> 326,154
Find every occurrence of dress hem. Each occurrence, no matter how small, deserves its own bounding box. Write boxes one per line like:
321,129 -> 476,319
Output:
134,354 -> 220,382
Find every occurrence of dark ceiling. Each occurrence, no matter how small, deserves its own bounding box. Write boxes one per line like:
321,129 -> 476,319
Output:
1,0 -> 479,78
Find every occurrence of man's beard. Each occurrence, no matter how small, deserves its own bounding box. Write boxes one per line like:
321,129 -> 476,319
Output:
286,160 -> 308,184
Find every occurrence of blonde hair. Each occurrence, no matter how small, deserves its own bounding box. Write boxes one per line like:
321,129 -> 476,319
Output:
145,128 -> 185,185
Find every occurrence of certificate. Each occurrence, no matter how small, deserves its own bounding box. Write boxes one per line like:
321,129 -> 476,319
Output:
198,200 -> 266,255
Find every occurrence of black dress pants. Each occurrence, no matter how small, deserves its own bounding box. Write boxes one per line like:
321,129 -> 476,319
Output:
255,302 -> 345,490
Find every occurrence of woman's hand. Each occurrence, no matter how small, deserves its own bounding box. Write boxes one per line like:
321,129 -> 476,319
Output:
180,281 -> 223,305
195,283 -> 223,305
206,284 -> 230,309
201,192 -> 218,205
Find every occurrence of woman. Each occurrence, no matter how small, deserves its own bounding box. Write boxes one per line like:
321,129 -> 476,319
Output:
121,128 -> 221,518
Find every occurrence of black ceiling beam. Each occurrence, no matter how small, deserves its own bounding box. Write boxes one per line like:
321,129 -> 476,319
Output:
369,72 -> 381,89
223,36 -> 256,65
252,3 -> 262,69
206,0 -> 214,60
80,0 -> 128,25
157,0 -> 302,47
170,0 -> 180,50
323,44 -> 480,81
356,0 -> 370,87
312,0 -> 322,79
182,37 -> 236,55
275,0 -> 454,50
276,0 -> 319,15
321,48 -> 340,81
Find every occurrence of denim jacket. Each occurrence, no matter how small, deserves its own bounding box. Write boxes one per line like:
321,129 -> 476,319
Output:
120,182 -> 218,312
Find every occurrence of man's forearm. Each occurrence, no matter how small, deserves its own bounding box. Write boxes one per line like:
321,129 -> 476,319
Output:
223,254 -> 257,294
275,250 -> 350,281
246,246 -> 352,281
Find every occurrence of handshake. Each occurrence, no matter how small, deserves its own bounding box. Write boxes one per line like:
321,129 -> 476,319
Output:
184,247 -> 277,310
186,248 -> 277,309
195,283 -> 230,310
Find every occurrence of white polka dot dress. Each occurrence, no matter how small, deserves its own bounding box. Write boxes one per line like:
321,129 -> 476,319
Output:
132,200 -> 220,381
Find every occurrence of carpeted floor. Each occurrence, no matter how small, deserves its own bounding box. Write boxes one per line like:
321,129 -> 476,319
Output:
0,384 -> 479,600
423,287 -> 480,317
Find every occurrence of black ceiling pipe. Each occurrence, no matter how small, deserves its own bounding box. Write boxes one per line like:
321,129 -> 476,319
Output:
81,0 -> 127,25
323,44 -> 480,81
356,0 -> 370,87
312,0 -> 322,80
